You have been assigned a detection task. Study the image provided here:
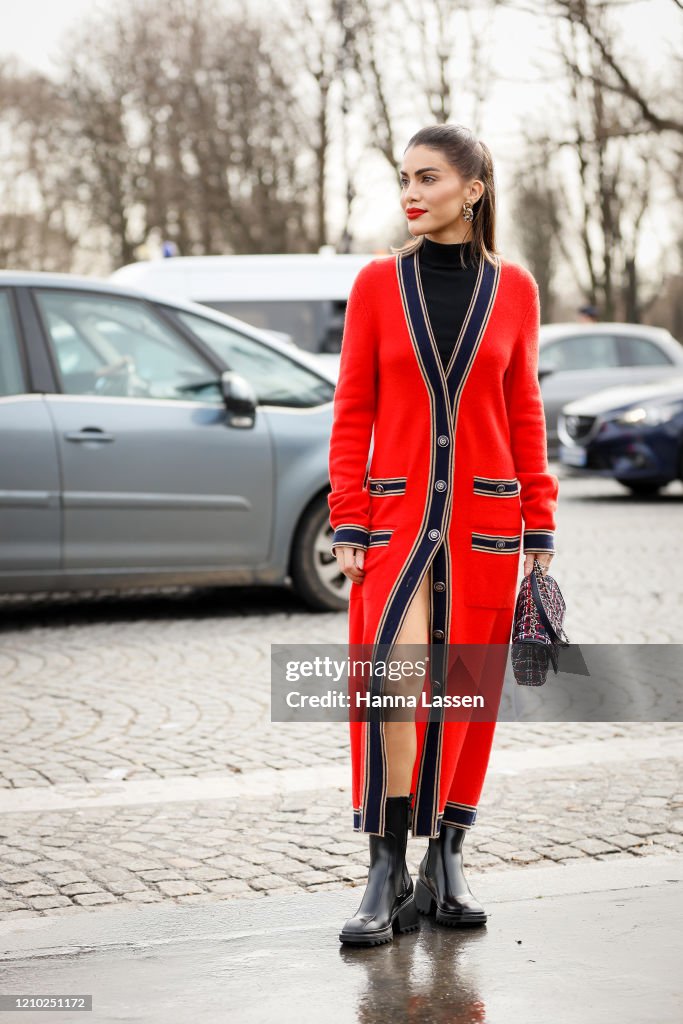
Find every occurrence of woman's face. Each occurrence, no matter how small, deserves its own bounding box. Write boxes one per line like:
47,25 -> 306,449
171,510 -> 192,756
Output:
399,144 -> 484,241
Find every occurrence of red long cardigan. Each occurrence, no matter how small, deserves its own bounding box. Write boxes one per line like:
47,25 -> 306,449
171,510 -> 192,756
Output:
327,246 -> 559,837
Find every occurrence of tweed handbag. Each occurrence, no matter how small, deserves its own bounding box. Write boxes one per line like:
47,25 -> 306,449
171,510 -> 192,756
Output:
511,557 -> 570,686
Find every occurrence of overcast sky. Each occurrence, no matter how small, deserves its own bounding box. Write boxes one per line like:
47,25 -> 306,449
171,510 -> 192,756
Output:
2,0 -> 678,78
1,0 -> 680,275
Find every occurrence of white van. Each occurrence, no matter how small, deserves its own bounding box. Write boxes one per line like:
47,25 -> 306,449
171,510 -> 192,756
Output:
109,252 -> 380,354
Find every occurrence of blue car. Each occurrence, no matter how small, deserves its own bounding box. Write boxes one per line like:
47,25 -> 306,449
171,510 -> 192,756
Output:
558,376 -> 683,494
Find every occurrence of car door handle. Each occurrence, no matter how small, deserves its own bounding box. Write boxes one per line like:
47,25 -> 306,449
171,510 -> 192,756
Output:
64,428 -> 115,443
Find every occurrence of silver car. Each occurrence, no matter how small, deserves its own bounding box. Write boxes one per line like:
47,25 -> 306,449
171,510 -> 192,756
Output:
0,272 -> 349,610
538,322 -> 683,453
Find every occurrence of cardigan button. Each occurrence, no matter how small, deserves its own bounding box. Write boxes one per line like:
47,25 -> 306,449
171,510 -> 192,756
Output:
428,529 -> 440,542
375,483 -> 384,492
496,539 -> 505,549
496,483 -> 506,493
437,435 -> 449,447
432,629 -> 445,641
433,581 -> 446,592
435,480 -> 447,492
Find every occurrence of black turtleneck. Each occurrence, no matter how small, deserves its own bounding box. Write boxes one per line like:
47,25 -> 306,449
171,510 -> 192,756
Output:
417,236 -> 480,369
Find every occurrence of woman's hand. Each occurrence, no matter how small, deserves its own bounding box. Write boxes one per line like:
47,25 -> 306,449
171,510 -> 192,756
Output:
523,552 -> 553,576
335,546 -> 365,584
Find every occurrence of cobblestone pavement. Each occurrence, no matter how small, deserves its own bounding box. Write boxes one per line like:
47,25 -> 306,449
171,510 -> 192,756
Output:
0,467 -> 681,921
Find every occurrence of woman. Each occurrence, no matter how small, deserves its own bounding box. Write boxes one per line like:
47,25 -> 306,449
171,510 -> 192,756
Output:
328,124 -> 558,946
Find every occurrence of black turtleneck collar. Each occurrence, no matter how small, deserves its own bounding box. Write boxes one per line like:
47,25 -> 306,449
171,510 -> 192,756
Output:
419,235 -> 478,268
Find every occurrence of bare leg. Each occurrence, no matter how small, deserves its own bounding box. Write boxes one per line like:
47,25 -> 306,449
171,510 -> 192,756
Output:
385,568 -> 431,796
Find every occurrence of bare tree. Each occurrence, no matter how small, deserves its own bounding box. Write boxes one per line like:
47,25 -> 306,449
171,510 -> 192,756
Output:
2,0 -> 679,321
511,139 -> 562,320
275,0 -> 349,250
54,0 -> 314,265
0,57 -> 81,270
509,1 -> 677,323
342,0 -> 501,170
555,0 -> 683,136
554,7 -> 666,319
502,0 -> 683,138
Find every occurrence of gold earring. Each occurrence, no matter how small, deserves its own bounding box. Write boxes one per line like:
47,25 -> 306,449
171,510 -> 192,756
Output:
462,200 -> 474,222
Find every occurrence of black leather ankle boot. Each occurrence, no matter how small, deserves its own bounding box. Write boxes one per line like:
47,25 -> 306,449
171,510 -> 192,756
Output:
338,795 -> 419,946
414,824 -> 486,927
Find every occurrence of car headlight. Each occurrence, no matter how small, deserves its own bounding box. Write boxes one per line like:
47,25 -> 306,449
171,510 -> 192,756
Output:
614,402 -> 683,426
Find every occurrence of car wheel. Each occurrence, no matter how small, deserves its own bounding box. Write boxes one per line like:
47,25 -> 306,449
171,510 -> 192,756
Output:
616,479 -> 663,495
290,494 -> 351,611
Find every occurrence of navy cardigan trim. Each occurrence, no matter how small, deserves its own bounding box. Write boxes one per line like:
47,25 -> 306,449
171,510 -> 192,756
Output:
331,525 -> 370,552
523,529 -> 555,553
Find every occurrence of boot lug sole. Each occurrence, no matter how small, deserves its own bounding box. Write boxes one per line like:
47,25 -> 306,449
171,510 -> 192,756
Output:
435,911 -> 487,927
339,895 -> 419,945
338,929 -> 393,946
415,878 -> 487,926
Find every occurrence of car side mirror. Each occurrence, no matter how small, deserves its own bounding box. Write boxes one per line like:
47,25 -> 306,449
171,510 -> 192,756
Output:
220,370 -> 257,428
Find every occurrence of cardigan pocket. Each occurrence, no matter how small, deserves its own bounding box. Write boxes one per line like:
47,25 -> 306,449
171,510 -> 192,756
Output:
368,476 -> 408,497
471,531 -> 521,554
472,476 -> 522,531
368,477 -> 406,533
472,475 -> 520,498
463,529 -> 521,608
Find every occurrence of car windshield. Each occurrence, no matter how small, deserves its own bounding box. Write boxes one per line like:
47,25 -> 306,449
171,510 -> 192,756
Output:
175,311 -> 335,408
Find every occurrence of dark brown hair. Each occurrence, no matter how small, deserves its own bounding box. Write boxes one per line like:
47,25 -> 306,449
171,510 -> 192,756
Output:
391,123 -> 499,269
